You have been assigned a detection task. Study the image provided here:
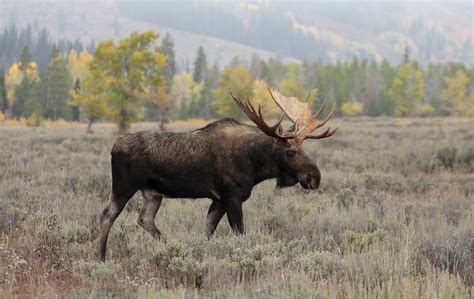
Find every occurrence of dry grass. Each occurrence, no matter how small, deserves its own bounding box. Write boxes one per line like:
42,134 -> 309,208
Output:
0,118 -> 214,131
0,117 -> 473,298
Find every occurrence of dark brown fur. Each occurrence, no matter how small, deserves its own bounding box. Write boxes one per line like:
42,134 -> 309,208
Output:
98,118 -> 321,261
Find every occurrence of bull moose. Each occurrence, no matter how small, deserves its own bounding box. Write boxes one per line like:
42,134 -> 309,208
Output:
98,88 -> 338,261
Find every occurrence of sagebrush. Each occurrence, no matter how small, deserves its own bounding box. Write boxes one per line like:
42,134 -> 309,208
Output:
0,117 -> 472,298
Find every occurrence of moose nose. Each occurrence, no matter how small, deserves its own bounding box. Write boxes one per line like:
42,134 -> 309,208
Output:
299,168 -> 321,190
307,172 -> 321,189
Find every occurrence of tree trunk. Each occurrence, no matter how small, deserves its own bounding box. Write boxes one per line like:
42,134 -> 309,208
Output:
119,119 -> 127,134
118,107 -> 128,134
86,119 -> 94,134
159,110 -> 166,131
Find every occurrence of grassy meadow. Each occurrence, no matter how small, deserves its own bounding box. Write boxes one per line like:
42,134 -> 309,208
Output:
0,117 -> 473,298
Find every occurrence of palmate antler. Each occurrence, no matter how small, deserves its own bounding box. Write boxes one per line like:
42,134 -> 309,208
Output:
231,88 -> 339,142
268,88 -> 339,141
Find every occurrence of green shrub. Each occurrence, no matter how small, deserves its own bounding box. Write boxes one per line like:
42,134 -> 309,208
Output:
151,240 -> 205,286
296,251 -> 345,280
77,261 -> 121,283
340,229 -> 388,253
436,147 -> 457,169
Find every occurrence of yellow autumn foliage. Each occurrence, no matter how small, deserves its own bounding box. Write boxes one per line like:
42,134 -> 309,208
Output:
69,49 -> 91,80
341,101 -> 364,117
252,79 -> 281,116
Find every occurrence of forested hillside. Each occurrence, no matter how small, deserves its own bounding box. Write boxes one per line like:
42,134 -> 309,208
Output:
0,1 -> 472,66
0,2 -> 472,131
0,29 -> 473,132
120,1 -> 473,65
0,25 -> 93,70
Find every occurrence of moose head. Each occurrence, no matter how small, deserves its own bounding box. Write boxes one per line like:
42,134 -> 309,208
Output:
231,88 -> 339,190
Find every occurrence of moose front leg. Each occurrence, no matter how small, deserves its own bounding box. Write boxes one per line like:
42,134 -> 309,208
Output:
226,199 -> 245,234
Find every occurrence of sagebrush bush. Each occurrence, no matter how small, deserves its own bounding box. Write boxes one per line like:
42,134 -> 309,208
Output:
457,148 -> 474,172
296,250 -> 346,280
340,229 -> 388,253
436,146 -> 457,169
77,261 -> 122,283
413,227 -> 473,285
150,240 -> 204,286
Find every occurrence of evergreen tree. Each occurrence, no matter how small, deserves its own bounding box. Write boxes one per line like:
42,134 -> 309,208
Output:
18,24 -> 33,53
19,46 -> 33,73
200,63 -> 220,119
379,59 -> 395,115
403,46 -> 411,64
0,69 -> 8,117
12,48 -> 40,119
34,28 -> 53,69
13,74 -> 40,119
199,77 -> 214,119
39,47 -> 73,120
0,24 -> 88,72
161,33 -> 176,86
193,46 -> 207,83
259,58 -> 286,86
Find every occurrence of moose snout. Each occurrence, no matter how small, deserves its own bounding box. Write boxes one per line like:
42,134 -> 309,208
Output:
299,167 -> 321,190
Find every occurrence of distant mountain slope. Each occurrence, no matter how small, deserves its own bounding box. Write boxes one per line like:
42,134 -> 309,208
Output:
0,0 -> 472,67
119,1 -> 473,65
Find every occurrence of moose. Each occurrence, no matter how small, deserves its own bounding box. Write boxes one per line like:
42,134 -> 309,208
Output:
98,88 -> 338,261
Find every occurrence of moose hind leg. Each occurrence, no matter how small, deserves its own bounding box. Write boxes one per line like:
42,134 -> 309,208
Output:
97,193 -> 130,262
206,201 -> 226,238
226,200 -> 245,234
137,190 -> 164,240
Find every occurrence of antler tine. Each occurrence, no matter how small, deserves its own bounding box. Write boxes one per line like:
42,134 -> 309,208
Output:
231,93 -> 294,139
314,101 -> 336,130
297,101 -> 338,141
312,99 -> 327,119
304,124 -> 340,140
257,104 -> 284,132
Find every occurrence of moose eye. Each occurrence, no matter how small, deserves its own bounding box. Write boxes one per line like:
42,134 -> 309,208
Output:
286,150 -> 296,159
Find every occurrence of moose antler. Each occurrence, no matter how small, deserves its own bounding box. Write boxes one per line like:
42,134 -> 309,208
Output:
231,94 -> 297,139
268,88 -> 339,142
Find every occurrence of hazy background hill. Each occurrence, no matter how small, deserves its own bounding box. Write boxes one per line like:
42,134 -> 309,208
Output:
0,0 -> 472,67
